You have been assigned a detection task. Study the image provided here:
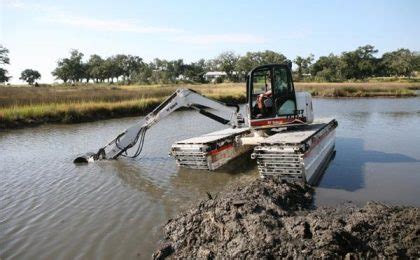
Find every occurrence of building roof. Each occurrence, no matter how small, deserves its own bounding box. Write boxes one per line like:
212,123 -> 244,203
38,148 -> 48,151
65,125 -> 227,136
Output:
205,71 -> 227,76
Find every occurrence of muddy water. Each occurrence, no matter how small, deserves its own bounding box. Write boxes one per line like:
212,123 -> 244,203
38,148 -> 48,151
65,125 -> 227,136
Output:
1,97 -> 419,259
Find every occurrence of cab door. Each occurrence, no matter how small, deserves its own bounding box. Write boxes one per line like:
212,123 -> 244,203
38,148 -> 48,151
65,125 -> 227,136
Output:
272,66 -> 297,116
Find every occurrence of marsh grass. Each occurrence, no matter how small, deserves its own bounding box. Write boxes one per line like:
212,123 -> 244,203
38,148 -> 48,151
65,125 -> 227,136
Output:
294,82 -> 418,97
0,84 -> 246,128
0,82 -> 417,128
0,83 -> 245,108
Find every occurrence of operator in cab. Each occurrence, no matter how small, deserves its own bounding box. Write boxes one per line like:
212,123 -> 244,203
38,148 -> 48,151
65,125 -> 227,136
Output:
255,71 -> 273,118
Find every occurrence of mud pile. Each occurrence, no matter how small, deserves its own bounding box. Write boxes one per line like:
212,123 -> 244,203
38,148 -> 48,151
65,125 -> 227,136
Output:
153,178 -> 420,259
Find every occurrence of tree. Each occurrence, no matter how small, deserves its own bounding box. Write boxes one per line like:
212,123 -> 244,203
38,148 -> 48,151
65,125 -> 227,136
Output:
87,54 -> 105,82
52,49 -> 84,83
294,54 -> 314,80
340,45 -> 378,79
145,58 -> 185,83
81,62 -> 91,83
132,62 -> 152,84
102,57 -> 119,83
183,59 -> 207,83
149,58 -> 170,83
311,54 -> 344,82
20,69 -> 41,85
0,45 -> 10,65
0,68 -> 9,83
236,50 -> 287,80
52,65 -> 70,83
168,59 -> 184,82
0,45 -> 10,83
214,51 -> 239,81
121,55 -> 144,84
414,52 -> 420,72
381,49 -> 416,77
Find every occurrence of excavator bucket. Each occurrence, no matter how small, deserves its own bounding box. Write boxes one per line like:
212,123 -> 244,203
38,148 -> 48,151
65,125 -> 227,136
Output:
74,152 -> 97,163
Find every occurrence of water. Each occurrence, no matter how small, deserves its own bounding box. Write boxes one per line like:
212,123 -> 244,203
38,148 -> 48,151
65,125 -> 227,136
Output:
1,97 -> 420,259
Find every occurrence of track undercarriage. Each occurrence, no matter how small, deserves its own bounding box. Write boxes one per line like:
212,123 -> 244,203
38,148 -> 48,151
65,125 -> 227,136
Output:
171,118 -> 337,185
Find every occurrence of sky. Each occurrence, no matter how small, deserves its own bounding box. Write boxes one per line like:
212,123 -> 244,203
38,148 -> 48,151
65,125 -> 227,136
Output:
1,0 -> 419,83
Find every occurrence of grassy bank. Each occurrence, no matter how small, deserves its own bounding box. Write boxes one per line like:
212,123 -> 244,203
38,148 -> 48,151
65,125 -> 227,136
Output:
295,82 -> 419,97
0,82 -> 418,129
0,84 -> 246,129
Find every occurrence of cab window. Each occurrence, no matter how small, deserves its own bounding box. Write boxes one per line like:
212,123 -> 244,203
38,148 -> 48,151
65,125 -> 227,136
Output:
273,67 -> 296,116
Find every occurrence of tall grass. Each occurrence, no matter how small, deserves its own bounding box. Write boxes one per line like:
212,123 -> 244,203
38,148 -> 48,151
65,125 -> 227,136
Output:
0,83 -> 245,108
0,98 -> 165,128
0,84 -> 246,128
294,82 -> 417,97
0,82 -> 417,129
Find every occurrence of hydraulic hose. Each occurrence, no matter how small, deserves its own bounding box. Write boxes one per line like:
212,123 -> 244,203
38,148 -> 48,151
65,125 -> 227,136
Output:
114,126 -> 148,159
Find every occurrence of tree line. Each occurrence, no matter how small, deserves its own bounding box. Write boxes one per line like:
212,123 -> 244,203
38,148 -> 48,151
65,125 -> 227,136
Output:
50,45 -> 420,84
1,44 -> 419,85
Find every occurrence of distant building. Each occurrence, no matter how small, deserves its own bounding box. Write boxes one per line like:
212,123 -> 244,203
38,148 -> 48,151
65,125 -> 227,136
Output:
204,71 -> 227,82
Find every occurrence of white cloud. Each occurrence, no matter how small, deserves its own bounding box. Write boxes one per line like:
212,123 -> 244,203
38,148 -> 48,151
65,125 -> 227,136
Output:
2,0 -> 181,34
47,14 -> 182,34
3,0 -> 266,42
174,33 -> 267,45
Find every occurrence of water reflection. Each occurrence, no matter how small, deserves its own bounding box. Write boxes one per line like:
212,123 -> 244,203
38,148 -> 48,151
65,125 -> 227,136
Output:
108,153 -> 256,195
95,151 -> 258,217
320,137 -> 419,191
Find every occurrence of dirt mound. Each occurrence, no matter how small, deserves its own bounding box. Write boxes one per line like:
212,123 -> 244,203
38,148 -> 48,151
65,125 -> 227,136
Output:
153,178 -> 420,259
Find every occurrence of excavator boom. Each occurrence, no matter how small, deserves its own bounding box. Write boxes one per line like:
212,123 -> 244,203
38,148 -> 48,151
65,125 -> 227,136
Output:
74,89 -> 244,163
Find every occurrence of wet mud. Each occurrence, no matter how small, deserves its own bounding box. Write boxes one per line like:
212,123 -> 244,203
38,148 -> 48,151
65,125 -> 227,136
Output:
154,178 -> 420,259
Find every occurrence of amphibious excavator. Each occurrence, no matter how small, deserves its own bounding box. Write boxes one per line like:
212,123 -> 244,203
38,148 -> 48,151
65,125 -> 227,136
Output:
75,63 -> 337,185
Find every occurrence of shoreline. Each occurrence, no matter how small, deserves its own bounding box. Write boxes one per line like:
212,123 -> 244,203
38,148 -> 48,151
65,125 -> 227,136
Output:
1,82 -> 418,130
153,178 -> 420,259
0,95 -> 246,130
2,94 -> 418,130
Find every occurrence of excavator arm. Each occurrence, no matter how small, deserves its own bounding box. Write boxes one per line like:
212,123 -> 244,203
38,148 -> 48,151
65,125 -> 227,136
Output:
74,89 -> 244,163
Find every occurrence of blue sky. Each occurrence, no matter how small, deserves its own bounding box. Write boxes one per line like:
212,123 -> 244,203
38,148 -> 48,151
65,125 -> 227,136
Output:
1,0 -> 419,83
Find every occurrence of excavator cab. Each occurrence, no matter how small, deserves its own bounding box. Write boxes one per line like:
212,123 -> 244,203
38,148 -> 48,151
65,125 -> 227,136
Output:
246,63 -> 302,127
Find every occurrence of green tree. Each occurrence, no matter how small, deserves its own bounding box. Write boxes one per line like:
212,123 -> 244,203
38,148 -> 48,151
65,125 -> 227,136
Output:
311,54 -> 344,82
52,49 -> 84,83
204,59 -> 217,72
414,52 -> 420,72
87,54 -> 105,83
168,59 -> 185,82
236,50 -> 287,80
0,45 -> 10,65
103,56 -> 121,83
20,69 -> 41,85
0,45 -> 11,83
146,58 -> 185,83
149,58 -> 170,83
132,62 -> 152,84
52,66 -> 69,83
340,45 -> 378,79
183,59 -> 207,83
81,62 -> 91,83
121,55 -> 144,84
214,51 -> 239,81
294,54 -> 314,80
112,54 -> 128,82
381,49 -> 416,77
